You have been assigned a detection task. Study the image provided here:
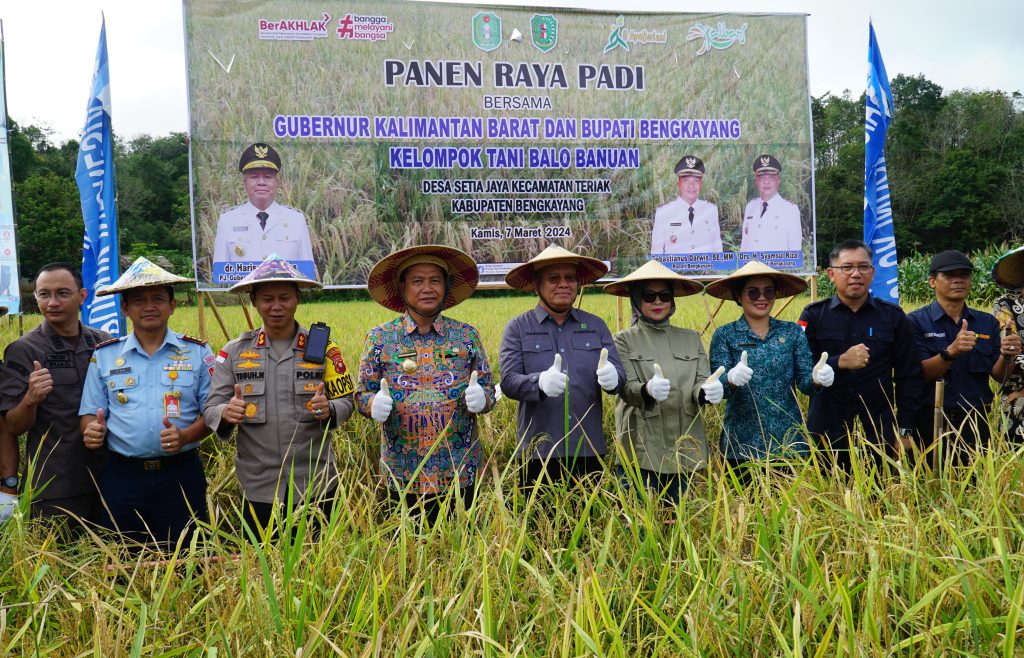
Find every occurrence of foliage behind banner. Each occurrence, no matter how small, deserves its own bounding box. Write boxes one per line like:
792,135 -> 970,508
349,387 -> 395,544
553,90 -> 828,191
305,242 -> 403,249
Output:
184,0 -> 815,288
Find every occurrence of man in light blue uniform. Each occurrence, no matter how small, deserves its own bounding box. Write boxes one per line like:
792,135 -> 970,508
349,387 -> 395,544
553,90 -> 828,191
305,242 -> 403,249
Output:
80,257 -> 214,548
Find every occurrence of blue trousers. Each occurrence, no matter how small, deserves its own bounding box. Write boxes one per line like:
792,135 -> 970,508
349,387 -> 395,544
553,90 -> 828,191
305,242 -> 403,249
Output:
98,450 -> 208,549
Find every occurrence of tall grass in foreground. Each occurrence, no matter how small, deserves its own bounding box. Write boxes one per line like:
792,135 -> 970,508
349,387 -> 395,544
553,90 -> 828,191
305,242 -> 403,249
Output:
3,295 -> 1023,655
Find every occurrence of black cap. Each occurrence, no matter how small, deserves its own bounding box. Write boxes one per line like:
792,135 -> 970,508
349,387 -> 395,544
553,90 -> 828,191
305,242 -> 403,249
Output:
238,143 -> 282,173
753,154 -> 782,175
674,155 -> 705,177
929,250 -> 974,273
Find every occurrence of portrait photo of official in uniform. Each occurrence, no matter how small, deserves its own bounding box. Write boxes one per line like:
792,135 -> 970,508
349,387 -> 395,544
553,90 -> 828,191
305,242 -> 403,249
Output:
740,154 -> 803,253
211,143 -> 316,286
650,155 -> 722,255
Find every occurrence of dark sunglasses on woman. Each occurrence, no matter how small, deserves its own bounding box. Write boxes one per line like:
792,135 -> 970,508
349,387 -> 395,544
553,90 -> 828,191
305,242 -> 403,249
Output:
745,287 -> 777,301
641,291 -> 674,303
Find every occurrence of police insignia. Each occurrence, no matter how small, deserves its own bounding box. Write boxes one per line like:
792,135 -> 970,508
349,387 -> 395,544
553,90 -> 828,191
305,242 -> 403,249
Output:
244,403 -> 258,418
239,351 -> 261,359
237,360 -> 261,369
303,383 -> 318,392
296,362 -> 320,370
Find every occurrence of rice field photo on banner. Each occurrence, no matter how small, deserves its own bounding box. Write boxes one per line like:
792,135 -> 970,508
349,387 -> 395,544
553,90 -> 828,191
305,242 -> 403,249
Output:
184,1 -> 815,289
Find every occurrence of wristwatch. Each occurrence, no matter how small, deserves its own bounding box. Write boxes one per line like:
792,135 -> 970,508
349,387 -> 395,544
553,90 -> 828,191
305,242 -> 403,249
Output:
939,349 -> 954,362
1,475 -> 18,489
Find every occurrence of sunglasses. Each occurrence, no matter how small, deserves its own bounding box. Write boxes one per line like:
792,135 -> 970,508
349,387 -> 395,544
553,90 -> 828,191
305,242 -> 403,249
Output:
744,287 -> 777,301
641,291 -> 674,303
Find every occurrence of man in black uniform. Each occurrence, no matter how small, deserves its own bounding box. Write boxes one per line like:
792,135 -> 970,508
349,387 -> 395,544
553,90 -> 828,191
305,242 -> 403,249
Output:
0,263 -> 111,527
799,240 -> 922,472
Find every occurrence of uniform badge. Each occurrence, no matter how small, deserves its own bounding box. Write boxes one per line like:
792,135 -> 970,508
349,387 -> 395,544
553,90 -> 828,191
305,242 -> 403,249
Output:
115,357 -> 126,366
779,337 -> 786,344
243,384 -> 254,394
164,393 -> 181,418
244,402 -> 258,418
296,362 -> 320,370
237,360 -> 261,369
305,399 -> 316,412
303,383 -> 319,392
125,376 -> 136,386
116,392 -> 129,404
234,245 -> 245,257
239,351 -> 261,359
108,381 -> 116,389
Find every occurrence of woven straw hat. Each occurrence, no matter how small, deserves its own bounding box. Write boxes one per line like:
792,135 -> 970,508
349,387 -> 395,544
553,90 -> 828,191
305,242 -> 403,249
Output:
96,257 -> 191,297
992,245 -> 1024,289
704,260 -> 807,300
228,254 -> 321,293
504,244 -> 608,291
367,244 -> 479,312
603,260 -> 703,297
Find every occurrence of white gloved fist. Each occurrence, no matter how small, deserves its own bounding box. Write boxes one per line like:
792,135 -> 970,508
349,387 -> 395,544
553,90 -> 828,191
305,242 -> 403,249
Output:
727,351 -> 753,387
812,352 -> 834,387
645,363 -> 670,402
464,371 -> 486,413
701,366 -> 726,405
539,354 -> 568,397
596,348 -> 618,391
371,378 -> 394,423
0,492 -> 17,525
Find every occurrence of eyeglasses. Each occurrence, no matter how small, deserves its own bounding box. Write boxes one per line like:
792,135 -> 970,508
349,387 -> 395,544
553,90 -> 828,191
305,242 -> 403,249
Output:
744,287 -> 777,301
641,291 -> 674,303
34,289 -> 76,301
831,264 -> 874,275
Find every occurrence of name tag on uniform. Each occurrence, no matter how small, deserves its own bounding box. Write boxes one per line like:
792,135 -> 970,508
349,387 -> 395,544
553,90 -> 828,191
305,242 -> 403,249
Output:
233,226 -> 249,232
924,332 -> 946,338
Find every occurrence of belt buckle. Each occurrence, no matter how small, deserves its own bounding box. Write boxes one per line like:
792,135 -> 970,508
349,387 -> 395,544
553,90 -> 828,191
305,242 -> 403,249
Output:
143,460 -> 161,472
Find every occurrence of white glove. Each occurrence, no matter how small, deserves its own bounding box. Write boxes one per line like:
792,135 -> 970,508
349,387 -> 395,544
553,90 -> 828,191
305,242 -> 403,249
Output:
596,347 -> 618,391
812,352 -> 834,387
494,383 -> 503,401
701,366 -> 725,404
371,378 -> 394,423
645,363 -> 670,402
0,492 -> 17,525
538,354 -> 568,397
727,351 -> 753,387
464,371 -> 486,413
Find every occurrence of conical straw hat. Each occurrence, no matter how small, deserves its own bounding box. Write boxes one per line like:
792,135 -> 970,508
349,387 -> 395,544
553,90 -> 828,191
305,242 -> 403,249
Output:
992,245 -> 1024,289
504,244 -> 608,291
704,260 -> 807,300
603,260 -> 703,297
95,257 -> 191,297
367,244 -> 479,312
228,254 -> 321,293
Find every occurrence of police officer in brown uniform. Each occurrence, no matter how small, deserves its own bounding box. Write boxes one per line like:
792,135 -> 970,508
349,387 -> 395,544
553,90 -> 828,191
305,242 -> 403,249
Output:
202,255 -> 354,536
0,263 -> 111,527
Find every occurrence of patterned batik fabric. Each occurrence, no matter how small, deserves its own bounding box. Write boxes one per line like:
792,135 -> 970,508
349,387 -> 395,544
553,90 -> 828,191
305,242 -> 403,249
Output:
994,291 -> 1024,442
356,314 -> 495,495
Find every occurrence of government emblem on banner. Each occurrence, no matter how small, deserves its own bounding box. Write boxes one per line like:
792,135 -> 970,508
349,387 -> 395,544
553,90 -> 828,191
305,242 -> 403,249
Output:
531,14 -> 557,53
472,12 -> 501,52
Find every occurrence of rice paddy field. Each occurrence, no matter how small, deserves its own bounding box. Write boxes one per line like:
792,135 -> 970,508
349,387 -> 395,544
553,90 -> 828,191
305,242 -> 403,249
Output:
2,292 -> 1024,656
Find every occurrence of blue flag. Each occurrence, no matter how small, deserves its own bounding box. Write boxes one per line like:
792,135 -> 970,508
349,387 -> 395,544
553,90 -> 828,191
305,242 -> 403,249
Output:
76,17 -> 123,335
863,22 -> 898,303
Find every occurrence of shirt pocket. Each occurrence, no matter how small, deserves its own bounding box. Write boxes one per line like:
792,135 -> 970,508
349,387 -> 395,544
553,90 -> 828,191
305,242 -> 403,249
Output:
295,377 -> 322,423
523,337 -> 554,372
160,370 -> 195,389
571,333 -> 602,373
968,338 -> 996,374
816,328 -> 848,354
670,347 -> 699,409
105,371 -> 140,409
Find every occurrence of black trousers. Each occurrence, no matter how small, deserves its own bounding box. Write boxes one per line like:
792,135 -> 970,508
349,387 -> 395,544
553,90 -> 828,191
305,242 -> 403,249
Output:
519,455 -> 605,490
383,485 -> 475,526
98,450 -> 208,550
914,405 -> 991,467
30,492 -> 103,539
241,492 -> 337,541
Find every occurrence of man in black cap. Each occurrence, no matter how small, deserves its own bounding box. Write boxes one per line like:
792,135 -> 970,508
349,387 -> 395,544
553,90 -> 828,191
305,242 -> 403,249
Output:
211,143 -> 316,284
908,250 -> 1020,462
650,155 -> 722,255
740,154 -> 802,253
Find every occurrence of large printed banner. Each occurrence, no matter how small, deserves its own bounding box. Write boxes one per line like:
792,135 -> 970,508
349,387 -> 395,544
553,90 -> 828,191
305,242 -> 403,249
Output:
0,35 -> 23,313
184,1 -> 815,288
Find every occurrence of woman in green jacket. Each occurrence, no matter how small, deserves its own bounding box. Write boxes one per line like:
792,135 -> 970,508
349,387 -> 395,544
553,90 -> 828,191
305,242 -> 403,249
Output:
605,260 -> 722,502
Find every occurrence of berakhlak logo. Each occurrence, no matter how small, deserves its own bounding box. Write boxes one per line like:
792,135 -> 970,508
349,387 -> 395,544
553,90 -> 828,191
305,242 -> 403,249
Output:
686,22 -> 748,56
531,14 -> 557,53
603,16 -> 629,53
472,12 -> 502,52
603,15 -> 667,54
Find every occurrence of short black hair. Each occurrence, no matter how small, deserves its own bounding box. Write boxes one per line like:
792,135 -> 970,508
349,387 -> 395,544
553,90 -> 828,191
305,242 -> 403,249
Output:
829,240 -> 873,265
36,262 -> 83,289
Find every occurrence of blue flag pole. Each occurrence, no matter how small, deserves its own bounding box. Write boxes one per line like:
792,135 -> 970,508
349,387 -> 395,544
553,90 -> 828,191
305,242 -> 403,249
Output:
76,16 -> 124,336
864,22 -> 898,303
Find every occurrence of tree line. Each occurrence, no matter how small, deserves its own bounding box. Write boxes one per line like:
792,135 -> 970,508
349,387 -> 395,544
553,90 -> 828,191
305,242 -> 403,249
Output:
6,73 -> 1024,285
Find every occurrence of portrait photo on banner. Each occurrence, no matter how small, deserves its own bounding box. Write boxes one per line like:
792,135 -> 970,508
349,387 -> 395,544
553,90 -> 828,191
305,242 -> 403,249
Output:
184,1 -> 815,288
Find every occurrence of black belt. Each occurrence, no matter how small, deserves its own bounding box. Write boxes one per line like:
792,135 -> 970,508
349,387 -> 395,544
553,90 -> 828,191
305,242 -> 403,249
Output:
108,449 -> 198,472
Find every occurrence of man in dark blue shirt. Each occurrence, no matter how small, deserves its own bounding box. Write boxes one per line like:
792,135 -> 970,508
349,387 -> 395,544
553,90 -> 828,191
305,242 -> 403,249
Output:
799,240 -> 923,473
908,250 -> 1020,463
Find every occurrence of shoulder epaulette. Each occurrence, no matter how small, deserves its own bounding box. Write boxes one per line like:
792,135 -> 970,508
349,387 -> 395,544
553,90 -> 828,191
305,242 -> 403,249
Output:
181,334 -> 208,346
95,336 -> 125,349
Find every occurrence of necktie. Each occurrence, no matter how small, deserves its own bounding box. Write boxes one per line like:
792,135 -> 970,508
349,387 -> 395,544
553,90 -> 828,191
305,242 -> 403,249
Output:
760,201 -> 768,218
688,206 -> 694,225
257,211 -> 269,231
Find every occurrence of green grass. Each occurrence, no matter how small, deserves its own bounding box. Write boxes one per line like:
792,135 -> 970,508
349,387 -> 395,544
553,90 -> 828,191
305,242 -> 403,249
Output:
2,293 -> 1024,655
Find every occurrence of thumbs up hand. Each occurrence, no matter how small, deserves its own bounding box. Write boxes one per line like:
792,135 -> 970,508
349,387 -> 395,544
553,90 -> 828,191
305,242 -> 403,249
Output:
309,382 -> 331,420
160,416 -> 182,454
812,351 -> 835,387
949,319 -> 976,357
727,351 -> 753,387
538,354 -> 568,398
644,363 -> 671,402
223,383 -> 248,424
701,366 -> 726,404
83,408 -> 107,449
464,370 -> 486,413
371,378 -> 394,423
595,347 -> 618,391
26,360 -> 53,404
